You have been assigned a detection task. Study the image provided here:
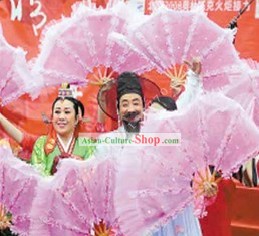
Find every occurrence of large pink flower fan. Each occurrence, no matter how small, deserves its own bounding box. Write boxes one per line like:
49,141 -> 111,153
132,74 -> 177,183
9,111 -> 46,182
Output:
0,145 -> 39,235
143,92 -> 259,176
29,158 -> 124,236
122,6 -> 242,90
113,147 -> 194,235
114,93 -> 259,234
33,3 -> 152,87
0,27 -> 37,105
224,59 -> 259,127
29,149 -> 192,236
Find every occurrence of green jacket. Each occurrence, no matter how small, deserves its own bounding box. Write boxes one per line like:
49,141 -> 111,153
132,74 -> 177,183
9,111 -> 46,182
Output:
31,136 -> 95,176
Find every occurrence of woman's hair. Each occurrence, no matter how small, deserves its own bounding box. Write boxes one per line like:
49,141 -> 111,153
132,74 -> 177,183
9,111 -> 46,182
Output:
52,97 -> 80,118
151,96 -> 177,111
76,100 -> 85,117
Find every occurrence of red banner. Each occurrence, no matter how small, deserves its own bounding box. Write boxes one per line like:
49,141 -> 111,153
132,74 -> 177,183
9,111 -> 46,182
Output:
0,0 -> 80,59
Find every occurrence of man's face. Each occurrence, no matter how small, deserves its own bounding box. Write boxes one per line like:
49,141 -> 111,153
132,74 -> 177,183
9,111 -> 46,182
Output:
118,93 -> 144,132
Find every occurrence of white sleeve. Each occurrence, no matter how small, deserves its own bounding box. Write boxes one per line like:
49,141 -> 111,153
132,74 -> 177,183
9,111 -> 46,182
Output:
92,133 -> 111,159
176,70 -> 203,110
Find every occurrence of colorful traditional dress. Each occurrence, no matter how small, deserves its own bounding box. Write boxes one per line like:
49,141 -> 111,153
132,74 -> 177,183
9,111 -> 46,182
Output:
31,135 -> 95,175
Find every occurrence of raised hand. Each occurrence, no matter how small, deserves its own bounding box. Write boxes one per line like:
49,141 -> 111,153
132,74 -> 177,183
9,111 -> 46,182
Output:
184,57 -> 202,75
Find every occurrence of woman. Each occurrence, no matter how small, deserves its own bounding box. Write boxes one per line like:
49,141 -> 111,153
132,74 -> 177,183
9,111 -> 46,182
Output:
31,96 -> 95,175
0,96 -> 104,160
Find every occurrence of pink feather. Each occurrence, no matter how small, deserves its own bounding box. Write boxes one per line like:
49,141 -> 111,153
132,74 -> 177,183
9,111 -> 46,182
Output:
29,158 -> 123,236
0,28 -> 35,104
0,146 -> 39,235
125,7 -> 242,90
33,4 -> 152,86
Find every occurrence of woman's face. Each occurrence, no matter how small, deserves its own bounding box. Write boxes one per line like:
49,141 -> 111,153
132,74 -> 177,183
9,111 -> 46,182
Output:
52,99 -> 78,137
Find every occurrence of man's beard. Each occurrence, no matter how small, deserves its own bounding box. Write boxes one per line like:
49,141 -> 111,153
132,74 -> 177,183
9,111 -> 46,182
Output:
122,120 -> 141,133
122,111 -> 142,133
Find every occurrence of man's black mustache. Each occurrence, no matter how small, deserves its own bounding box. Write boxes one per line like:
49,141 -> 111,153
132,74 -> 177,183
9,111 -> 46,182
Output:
123,111 -> 141,120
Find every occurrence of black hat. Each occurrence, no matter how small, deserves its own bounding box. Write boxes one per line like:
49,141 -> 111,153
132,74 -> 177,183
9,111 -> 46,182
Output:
151,96 -> 177,111
97,72 -> 162,121
117,72 -> 144,106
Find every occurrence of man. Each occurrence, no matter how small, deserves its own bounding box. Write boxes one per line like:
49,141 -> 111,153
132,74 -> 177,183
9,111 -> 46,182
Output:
93,64 -> 209,236
116,71 -> 146,134
94,71 -> 156,156
97,58 -> 203,137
